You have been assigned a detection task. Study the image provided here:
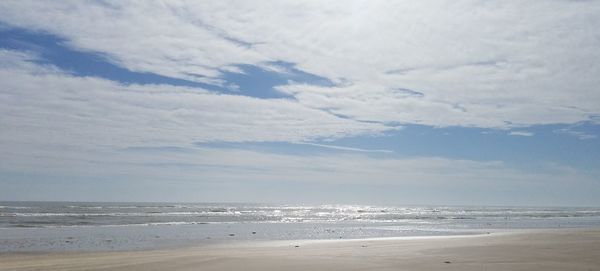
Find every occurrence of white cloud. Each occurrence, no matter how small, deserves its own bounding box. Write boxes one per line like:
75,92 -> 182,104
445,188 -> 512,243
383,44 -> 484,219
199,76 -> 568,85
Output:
554,128 -> 597,140
1,1 -> 599,129
508,131 -> 534,137
0,50 -> 391,152
0,48 -> 589,189
2,3 -> 600,205
0,50 -> 590,189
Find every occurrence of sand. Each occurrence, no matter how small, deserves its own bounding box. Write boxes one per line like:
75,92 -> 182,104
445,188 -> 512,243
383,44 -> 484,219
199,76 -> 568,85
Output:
1,229 -> 599,271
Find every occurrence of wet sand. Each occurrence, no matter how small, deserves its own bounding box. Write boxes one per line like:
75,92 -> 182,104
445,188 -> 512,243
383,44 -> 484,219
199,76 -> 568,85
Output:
1,229 -> 599,271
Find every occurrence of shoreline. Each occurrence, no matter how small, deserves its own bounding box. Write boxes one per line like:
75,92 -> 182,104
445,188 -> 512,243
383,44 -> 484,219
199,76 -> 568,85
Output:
1,228 -> 599,270
0,227 -> 592,253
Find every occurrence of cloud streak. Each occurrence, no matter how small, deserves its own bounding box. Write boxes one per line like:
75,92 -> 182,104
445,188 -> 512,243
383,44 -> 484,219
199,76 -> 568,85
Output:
554,128 -> 597,140
295,142 -> 393,154
509,131 -> 534,137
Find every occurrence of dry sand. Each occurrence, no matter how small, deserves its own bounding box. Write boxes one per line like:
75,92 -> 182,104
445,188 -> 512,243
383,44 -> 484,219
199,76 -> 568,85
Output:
1,229 -> 599,271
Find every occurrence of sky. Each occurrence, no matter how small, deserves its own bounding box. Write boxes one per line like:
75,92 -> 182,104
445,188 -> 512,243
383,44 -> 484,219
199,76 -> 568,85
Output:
0,1 -> 599,206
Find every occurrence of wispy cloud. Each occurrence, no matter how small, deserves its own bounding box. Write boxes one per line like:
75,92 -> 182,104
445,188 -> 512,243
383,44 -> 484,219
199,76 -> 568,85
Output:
509,131 -> 534,137
554,128 -> 597,140
295,142 -> 393,153
0,140 -> 589,188
4,138 -> 598,204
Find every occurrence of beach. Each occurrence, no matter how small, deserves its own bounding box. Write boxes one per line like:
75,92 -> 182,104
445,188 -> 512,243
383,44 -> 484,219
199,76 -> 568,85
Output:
1,229 -> 599,271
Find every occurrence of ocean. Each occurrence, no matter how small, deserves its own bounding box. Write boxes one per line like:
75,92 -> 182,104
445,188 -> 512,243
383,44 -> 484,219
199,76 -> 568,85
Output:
1,201 -> 600,252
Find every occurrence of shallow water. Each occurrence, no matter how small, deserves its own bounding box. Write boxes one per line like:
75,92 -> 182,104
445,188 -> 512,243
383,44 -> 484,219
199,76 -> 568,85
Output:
1,202 -> 599,252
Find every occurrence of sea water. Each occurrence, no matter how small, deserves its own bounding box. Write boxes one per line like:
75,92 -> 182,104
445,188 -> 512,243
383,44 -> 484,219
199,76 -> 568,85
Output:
1,201 -> 599,252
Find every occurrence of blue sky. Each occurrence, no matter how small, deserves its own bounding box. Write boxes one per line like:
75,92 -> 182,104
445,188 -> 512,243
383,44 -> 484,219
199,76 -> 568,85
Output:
0,1 -> 599,206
